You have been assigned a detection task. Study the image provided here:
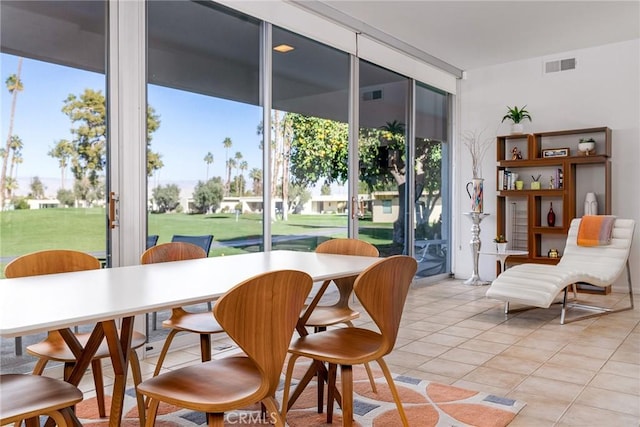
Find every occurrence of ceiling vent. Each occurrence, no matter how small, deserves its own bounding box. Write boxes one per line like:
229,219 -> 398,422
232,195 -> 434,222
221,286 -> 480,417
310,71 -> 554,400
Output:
544,57 -> 576,74
362,89 -> 383,101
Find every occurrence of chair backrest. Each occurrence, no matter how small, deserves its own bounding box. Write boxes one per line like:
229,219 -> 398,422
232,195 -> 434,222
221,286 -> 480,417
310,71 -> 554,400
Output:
170,235 -> 213,256
146,235 -> 159,249
214,269 -> 312,396
354,255 -> 417,356
4,249 -> 101,278
559,218 -> 635,285
315,238 -> 379,306
140,242 -> 206,264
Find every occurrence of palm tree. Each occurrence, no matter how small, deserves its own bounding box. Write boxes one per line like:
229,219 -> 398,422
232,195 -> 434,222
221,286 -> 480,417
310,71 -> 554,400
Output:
8,135 -> 23,183
203,152 -> 214,180
233,151 -> 243,192
1,58 -> 24,208
239,160 -> 248,196
47,139 -> 74,189
227,158 -> 237,195
249,167 -> 262,196
222,137 -> 232,196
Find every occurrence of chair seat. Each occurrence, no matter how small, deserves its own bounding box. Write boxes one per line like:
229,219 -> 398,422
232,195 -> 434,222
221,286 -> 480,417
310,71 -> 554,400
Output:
289,327 -> 382,365
0,374 -> 83,423
303,306 -> 359,327
137,356 -> 264,411
27,330 -> 147,362
162,311 -> 224,334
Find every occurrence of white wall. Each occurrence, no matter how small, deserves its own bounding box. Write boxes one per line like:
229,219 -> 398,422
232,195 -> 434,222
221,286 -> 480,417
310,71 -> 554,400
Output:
457,39 -> 640,290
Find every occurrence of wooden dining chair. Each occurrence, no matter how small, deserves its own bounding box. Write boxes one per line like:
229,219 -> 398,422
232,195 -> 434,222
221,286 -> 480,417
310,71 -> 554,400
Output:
303,238 -> 379,403
137,269 -> 312,427
141,242 -> 224,377
283,255 -> 418,426
147,234 -> 215,331
1,373 -> 84,426
4,249 -> 147,420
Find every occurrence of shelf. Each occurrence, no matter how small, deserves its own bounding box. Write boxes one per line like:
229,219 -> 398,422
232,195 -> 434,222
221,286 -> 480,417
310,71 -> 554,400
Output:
498,189 -> 563,196
495,126 -> 611,263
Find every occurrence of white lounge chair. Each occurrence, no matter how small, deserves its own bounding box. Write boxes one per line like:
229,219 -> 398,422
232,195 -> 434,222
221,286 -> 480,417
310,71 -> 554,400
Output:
486,217 -> 635,324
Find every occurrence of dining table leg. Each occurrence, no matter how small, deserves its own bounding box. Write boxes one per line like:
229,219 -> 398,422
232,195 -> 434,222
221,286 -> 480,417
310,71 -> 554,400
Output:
103,316 -> 144,427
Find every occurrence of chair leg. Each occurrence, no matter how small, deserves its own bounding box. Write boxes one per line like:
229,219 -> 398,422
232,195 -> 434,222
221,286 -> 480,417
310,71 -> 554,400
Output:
345,321 -> 377,393
153,329 -> 179,377
32,358 -> 48,375
145,399 -> 160,427
91,359 -> 106,418
377,358 -> 409,426
340,364 -> 354,427
206,413 -> 224,426
326,363 -> 337,423
281,353 -> 302,420
262,396 -> 285,427
199,333 -> 212,362
14,336 -> 22,356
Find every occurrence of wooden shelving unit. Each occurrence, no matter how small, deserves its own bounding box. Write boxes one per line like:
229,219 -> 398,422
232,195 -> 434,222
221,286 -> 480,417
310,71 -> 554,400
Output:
495,127 -> 611,269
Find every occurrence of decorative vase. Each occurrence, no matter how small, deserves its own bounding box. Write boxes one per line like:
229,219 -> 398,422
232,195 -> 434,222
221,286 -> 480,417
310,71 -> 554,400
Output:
466,178 -> 484,213
578,141 -> 595,155
584,192 -> 598,215
547,202 -> 556,227
511,123 -> 524,134
496,242 -> 508,253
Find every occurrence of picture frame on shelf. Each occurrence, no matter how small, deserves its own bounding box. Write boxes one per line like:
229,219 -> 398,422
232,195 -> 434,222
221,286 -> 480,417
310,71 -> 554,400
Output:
542,147 -> 570,158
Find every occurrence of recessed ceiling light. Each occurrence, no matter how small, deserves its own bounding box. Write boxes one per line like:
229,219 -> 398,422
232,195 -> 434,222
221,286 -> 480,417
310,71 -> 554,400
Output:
273,44 -> 295,53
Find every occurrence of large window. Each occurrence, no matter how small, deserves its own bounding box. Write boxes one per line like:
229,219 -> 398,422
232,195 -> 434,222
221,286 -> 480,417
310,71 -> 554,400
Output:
358,60 -> 409,257
271,27 -> 350,251
0,1 -> 108,270
414,83 -> 450,277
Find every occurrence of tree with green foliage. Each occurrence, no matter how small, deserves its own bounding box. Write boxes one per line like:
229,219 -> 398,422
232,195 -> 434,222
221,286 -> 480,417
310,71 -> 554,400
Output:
56,188 -> 75,207
1,59 -> 24,209
152,184 -> 181,213
203,152 -> 214,180
192,178 -> 224,214
7,135 -> 23,184
29,176 -> 45,199
48,139 -> 74,189
222,137 -> 232,196
248,167 -> 262,196
61,89 -> 162,202
288,183 -> 312,214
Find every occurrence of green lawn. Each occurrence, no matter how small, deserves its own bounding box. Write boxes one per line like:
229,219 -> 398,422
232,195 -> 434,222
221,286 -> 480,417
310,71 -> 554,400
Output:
1,208 -> 394,262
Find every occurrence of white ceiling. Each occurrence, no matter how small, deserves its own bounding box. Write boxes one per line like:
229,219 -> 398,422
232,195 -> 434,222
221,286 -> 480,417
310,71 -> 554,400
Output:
306,1 -> 640,71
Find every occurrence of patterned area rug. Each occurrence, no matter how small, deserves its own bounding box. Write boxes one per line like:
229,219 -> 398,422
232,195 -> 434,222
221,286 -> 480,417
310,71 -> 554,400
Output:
76,364 -> 525,426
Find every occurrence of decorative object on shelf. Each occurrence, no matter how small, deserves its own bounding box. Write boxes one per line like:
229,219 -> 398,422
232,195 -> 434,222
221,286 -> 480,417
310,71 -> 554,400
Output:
515,180 -> 524,190
501,105 -> 532,135
548,248 -> 559,258
493,235 -> 508,253
547,202 -> 556,227
584,192 -> 598,215
463,212 -> 490,286
578,138 -> 596,156
511,147 -> 523,160
466,178 -> 484,213
530,174 -> 541,190
542,147 -> 570,158
462,129 -> 493,180
462,129 -> 493,214
549,176 -> 555,189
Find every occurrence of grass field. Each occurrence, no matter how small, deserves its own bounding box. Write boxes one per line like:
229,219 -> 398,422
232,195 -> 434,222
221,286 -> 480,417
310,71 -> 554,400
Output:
1,208 -> 395,263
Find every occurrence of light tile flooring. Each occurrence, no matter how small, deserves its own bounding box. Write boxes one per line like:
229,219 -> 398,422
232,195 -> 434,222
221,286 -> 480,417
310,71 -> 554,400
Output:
37,279 -> 640,426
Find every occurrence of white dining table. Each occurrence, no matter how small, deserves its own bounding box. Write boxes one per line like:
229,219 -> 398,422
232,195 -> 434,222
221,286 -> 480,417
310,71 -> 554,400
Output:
0,250 -> 380,427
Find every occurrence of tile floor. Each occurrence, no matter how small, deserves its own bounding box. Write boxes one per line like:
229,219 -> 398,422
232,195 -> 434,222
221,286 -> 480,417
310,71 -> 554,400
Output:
26,279 -> 640,426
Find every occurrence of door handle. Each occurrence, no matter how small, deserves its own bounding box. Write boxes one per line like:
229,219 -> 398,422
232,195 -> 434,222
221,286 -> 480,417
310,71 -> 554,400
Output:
109,191 -> 119,229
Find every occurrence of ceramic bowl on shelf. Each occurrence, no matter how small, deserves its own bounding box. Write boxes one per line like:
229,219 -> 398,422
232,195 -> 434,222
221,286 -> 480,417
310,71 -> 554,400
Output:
578,141 -> 595,153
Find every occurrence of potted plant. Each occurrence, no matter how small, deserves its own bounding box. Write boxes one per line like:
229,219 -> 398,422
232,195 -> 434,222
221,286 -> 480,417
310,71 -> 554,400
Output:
493,235 -> 508,253
501,105 -> 532,134
578,137 -> 596,155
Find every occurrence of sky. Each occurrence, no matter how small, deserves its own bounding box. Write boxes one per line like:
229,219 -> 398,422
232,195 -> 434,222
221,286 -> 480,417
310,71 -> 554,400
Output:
1,53 -> 264,197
